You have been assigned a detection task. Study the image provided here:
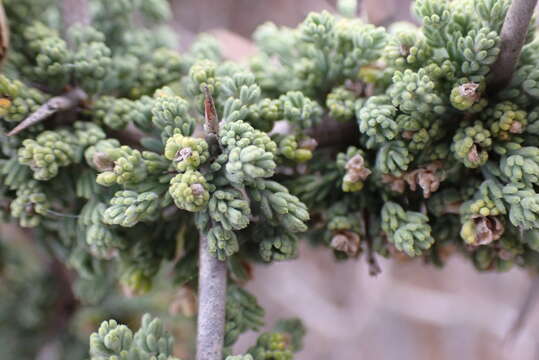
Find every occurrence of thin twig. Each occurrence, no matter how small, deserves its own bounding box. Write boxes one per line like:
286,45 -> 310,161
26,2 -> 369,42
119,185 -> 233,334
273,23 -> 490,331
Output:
196,234 -> 228,360
196,87 -> 228,360
488,0 -> 539,92
7,87 -> 87,136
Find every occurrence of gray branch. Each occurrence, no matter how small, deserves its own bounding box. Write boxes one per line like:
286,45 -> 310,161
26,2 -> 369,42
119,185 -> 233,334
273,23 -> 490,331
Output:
7,87 -> 87,136
489,0 -> 538,91
195,86 -> 227,360
196,234 -> 228,360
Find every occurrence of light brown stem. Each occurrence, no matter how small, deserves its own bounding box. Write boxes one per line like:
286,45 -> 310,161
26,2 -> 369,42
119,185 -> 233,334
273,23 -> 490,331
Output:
7,87 -> 87,136
489,0 -> 539,91
196,235 -> 227,360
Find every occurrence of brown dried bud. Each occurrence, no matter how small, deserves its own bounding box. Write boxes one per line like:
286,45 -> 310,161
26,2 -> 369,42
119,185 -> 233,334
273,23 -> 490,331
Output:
403,161 -> 445,198
345,154 -> 371,183
190,183 -> 205,196
467,144 -> 481,164
399,44 -> 410,57
92,152 -> 114,171
330,230 -> 360,256
175,147 -> 193,162
459,82 -> 481,102
472,215 -> 504,246
382,174 -> 406,193
510,121 -> 524,134
298,137 -> 318,151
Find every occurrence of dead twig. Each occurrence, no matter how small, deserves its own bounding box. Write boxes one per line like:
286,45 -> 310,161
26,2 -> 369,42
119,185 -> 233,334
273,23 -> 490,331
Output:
7,87 -> 87,136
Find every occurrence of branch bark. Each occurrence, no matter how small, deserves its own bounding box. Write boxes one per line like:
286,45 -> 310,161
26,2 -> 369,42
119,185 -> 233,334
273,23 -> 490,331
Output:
195,86 -> 227,360
7,87 -> 87,136
196,234 -> 228,360
488,0 -> 538,91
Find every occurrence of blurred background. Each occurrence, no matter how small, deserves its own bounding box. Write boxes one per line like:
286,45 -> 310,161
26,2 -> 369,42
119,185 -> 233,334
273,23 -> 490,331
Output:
3,1 -> 539,359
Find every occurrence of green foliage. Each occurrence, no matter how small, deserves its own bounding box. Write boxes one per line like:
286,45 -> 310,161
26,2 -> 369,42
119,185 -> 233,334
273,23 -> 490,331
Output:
209,189 -> 250,231
70,26 -> 113,94
279,91 -> 322,129
251,10 -> 386,96
10,180 -> 50,227
169,170 -> 210,212
258,227 -> 299,262
207,225 -> 239,260
19,130 -> 78,180
95,146 -> 148,186
164,134 -> 209,172
220,121 -> 277,184
89,314 -> 180,360
250,180 -> 310,233
381,202 -> 434,256
0,75 -> 47,124
247,332 -> 294,360
93,96 -> 133,130
152,90 -> 195,138
224,285 -> 265,348
358,95 -> 398,146
273,318 -> 306,352
326,86 -> 357,122
103,191 -> 159,227
273,134 -> 313,163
